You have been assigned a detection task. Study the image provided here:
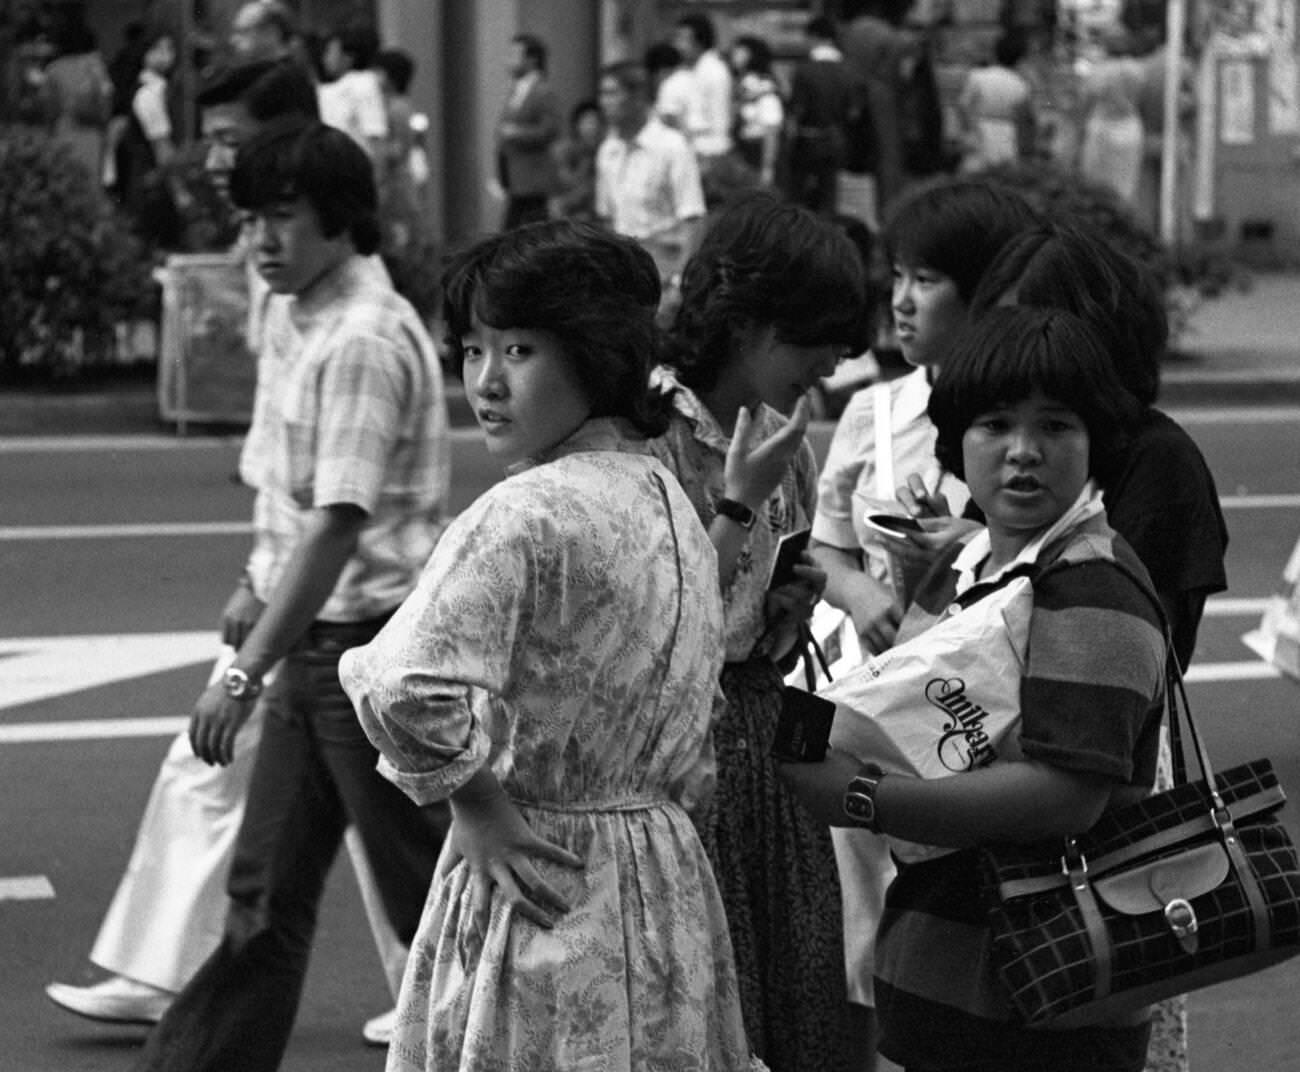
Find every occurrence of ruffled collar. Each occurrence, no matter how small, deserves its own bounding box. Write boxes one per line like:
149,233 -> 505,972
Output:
653,365 -> 771,455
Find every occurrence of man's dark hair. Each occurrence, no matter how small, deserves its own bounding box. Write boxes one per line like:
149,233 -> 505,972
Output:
676,13 -> 716,51
599,60 -> 650,100
806,15 -> 838,44
333,22 -> 379,70
197,58 -> 319,121
513,33 -> 548,74
230,118 -> 381,255
374,48 -> 415,95
441,219 -> 667,436
644,42 -> 682,80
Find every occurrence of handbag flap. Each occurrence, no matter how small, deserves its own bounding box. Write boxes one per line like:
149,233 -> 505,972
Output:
1092,842 -> 1230,915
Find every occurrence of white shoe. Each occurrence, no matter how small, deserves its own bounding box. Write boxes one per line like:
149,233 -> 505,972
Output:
362,1007 -> 396,1047
45,975 -> 174,1024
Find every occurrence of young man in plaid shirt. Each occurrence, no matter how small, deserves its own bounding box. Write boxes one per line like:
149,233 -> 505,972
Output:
135,118 -> 451,1072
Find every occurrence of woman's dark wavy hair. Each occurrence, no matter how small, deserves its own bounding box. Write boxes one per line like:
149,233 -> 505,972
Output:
881,176 -> 1041,303
928,306 -> 1142,486
229,118 -> 380,255
663,193 -> 868,392
441,219 -> 669,436
969,221 -> 1168,407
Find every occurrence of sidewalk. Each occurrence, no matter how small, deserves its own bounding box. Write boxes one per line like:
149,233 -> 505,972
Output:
1161,271 -> 1300,405
1,272 -> 1298,438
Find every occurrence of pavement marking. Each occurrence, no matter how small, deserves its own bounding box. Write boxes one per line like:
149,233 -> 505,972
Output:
0,875 -> 55,901
0,521 -> 252,540
0,716 -> 187,743
0,632 -> 221,711
1204,597 -> 1269,617
1165,406 -> 1300,425
0,427 -> 486,453
1219,494 -> 1300,510
1184,661 -> 1282,683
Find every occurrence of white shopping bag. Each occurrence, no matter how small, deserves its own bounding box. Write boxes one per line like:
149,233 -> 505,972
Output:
1242,533 -> 1300,682
821,574 -> 1033,863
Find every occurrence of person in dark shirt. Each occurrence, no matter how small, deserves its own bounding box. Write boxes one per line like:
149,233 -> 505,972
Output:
963,221 -> 1228,670
786,15 -> 855,214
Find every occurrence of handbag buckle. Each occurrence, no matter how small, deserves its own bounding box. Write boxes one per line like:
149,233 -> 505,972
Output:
1164,897 -> 1200,953
1061,839 -> 1089,889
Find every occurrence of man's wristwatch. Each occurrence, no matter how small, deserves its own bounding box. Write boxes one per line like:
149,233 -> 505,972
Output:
844,762 -> 887,832
715,497 -> 757,530
221,666 -> 263,702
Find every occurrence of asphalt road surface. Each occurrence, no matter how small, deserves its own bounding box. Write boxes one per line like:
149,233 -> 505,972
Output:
3,407 -> 1299,1071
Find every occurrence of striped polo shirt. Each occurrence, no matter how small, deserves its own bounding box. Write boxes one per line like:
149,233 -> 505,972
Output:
873,505 -> 1166,1071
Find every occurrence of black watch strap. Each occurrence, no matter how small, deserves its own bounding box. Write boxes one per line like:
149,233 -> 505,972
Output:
715,497 -> 757,530
844,762 -> 886,832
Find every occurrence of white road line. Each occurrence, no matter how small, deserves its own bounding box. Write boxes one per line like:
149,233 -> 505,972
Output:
1163,406 -> 1300,425
0,521 -> 252,540
1204,597 -> 1269,617
0,716 -> 187,743
0,427 -> 486,453
0,875 -> 55,901
1184,661 -> 1282,683
1219,494 -> 1300,510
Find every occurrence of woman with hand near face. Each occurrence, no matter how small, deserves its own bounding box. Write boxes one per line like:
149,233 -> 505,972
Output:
651,192 -> 868,1072
340,221 -> 756,1071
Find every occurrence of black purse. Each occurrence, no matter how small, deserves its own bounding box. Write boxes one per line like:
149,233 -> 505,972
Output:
771,624 -> 836,763
980,654 -> 1300,1027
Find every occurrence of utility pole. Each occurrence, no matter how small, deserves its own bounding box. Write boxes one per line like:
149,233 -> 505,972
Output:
1160,0 -> 1187,246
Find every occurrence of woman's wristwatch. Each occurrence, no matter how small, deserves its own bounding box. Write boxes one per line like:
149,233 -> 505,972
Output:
715,497 -> 757,530
843,762 -> 887,832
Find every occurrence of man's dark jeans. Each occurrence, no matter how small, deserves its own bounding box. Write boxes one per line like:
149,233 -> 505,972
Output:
135,616 -> 448,1072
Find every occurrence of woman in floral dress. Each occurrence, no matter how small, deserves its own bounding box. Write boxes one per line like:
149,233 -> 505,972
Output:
340,220 -> 754,1071
650,193 -> 868,1072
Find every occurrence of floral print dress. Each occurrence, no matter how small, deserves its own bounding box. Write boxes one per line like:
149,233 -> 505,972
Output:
649,377 -> 851,1072
339,419 -> 753,1071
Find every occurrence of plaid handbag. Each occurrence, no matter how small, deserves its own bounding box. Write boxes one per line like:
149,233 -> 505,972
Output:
980,656 -> 1300,1027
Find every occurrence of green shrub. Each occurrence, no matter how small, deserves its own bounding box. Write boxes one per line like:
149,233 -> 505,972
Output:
0,124 -> 158,377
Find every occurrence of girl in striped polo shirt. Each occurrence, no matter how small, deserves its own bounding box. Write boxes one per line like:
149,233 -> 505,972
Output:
781,306 -> 1166,1071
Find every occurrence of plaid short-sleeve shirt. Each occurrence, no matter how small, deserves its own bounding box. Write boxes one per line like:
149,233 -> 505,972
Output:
239,255 -> 450,622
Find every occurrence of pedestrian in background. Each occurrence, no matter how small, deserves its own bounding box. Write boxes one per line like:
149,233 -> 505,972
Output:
132,120 -> 451,1072
647,39 -> 704,141
729,34 -> 784,189
956,28 -> 1034,171
786,15 -> 855,215
652,193 -> 867,1072
1078,25 -> 1146,207
595,60 -> 705,303
317,21 -> 388,163
341,218 -> 756,1072
494,32 -> 561,231
228,0 -> 297,64
673,12 -> 734,195
42,16 -> 113,186
550,98 -> 604,222
373,47 -> 423,254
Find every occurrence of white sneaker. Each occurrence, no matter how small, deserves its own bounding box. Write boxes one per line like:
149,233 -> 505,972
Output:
45,975 -> 174,1024
362,1007 -> 396,1047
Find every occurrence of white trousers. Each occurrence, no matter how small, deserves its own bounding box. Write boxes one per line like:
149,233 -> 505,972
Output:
90,650 -> 407,998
